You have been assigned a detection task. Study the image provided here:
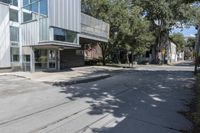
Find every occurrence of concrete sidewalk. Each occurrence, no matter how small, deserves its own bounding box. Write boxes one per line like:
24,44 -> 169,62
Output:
0,66 -> 122,85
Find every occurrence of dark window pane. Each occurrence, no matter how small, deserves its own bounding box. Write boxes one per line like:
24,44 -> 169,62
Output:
66,30 -> 77,43
23,12 -> 32,22
10,9 -> 18,22
23,55 -> 30,62
10,26 -> 19,42
54,28 -> 65,41
0,0 -> 11,4
49,62 -> 56,69
53,27 -> 77,43
34,49 -> 47,62
0,0 -> 18,6
40,0 -> 48,15
12,0 -> 18,6
23,0 -> 29,6
10,47 -> 19,62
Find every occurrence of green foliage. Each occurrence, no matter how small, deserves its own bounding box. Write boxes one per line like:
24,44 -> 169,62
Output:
190,6 -> 200,26
82,0 -> 155,55
132,0 -> 194,61
170,33 -> 186,51
82,0 -> 199,63
126,6 -> 155,54
187,37 -> 196,49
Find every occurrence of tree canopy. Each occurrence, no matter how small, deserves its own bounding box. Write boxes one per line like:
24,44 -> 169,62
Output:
170,33 -> 186,52
81,0 -> 199,64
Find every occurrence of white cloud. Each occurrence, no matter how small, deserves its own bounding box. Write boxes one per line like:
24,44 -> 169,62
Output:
189,34 -> 195,37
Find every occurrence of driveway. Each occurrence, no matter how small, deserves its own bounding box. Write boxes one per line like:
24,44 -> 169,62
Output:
0,62 -> 195,133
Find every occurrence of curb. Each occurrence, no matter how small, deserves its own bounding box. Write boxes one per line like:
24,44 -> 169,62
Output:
45,74 -> 111,86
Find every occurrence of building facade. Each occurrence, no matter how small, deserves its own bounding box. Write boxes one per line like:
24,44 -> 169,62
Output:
166,40 -> 177,64
0,0 -> 109,72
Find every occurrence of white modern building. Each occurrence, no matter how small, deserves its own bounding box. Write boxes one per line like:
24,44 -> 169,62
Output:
0,0 -> 109,72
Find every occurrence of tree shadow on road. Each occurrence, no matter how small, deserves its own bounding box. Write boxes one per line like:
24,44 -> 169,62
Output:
57,69 -> 195,133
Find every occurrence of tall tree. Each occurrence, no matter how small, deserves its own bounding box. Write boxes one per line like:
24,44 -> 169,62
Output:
82,0 -> 131,64
82,0 -> 155,64
125,5 -> 155,54
170,33 -> 186,52
187,37 -> 196,50
132,0 -> 193,63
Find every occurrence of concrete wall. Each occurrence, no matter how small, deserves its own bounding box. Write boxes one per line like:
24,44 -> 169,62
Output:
0,4 -> 11,68
60,49 -> 84,69
167,41 -> 177,64
48,0 -> 81,32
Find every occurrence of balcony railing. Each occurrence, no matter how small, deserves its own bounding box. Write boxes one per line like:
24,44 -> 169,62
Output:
81,13 -> 110,40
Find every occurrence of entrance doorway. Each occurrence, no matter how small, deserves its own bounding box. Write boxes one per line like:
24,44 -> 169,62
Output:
48,50 -> 57,70
34,49 -> 58,71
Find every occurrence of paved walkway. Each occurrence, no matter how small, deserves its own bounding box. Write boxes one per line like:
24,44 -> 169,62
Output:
0,61 -> 192,84
0,66 -> 122,84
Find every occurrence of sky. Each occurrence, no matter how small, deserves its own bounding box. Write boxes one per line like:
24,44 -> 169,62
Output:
171,26 -> 197,38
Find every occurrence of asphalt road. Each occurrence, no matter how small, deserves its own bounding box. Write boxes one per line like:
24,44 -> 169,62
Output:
0,62 -> 195,133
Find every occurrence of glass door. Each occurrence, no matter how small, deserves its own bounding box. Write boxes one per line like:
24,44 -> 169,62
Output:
48,50 -> 57,70
35,49 -> 48,71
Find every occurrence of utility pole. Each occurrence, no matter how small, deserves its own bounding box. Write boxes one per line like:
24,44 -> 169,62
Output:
194,27 -> 200,74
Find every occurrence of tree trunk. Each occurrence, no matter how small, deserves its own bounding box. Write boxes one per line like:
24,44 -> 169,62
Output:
152,44 -> 158,63
117,51 -> 121,64
152,20 -> 164,64
126,52 -> 130,64
102,51 -> 106,66
100,43 -> 108,66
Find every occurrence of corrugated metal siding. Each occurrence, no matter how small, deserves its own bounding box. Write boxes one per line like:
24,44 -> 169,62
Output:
21,21 -> 39,46
48,0 -> 81,32
0,4 -> 11,68
81,13 -> 110,41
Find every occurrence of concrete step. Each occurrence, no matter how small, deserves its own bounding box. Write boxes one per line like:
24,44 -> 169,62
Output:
0,68 -> 12,73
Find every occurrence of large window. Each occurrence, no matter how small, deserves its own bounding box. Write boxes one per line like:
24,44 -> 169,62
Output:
10,0 -> 18,6
10,26 -> 20,63
10,26 -> 19,42
54,28 -> 65,41
10,9 -> 18,22
34,49 -> 48,70
23,0 -> 48,14
23,55 -> 31,71
23,12 -> 32,22
10,47 -> 20,62
0,0 -> 18,6
22,0 -> 48,23
53,28 -> 77,43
